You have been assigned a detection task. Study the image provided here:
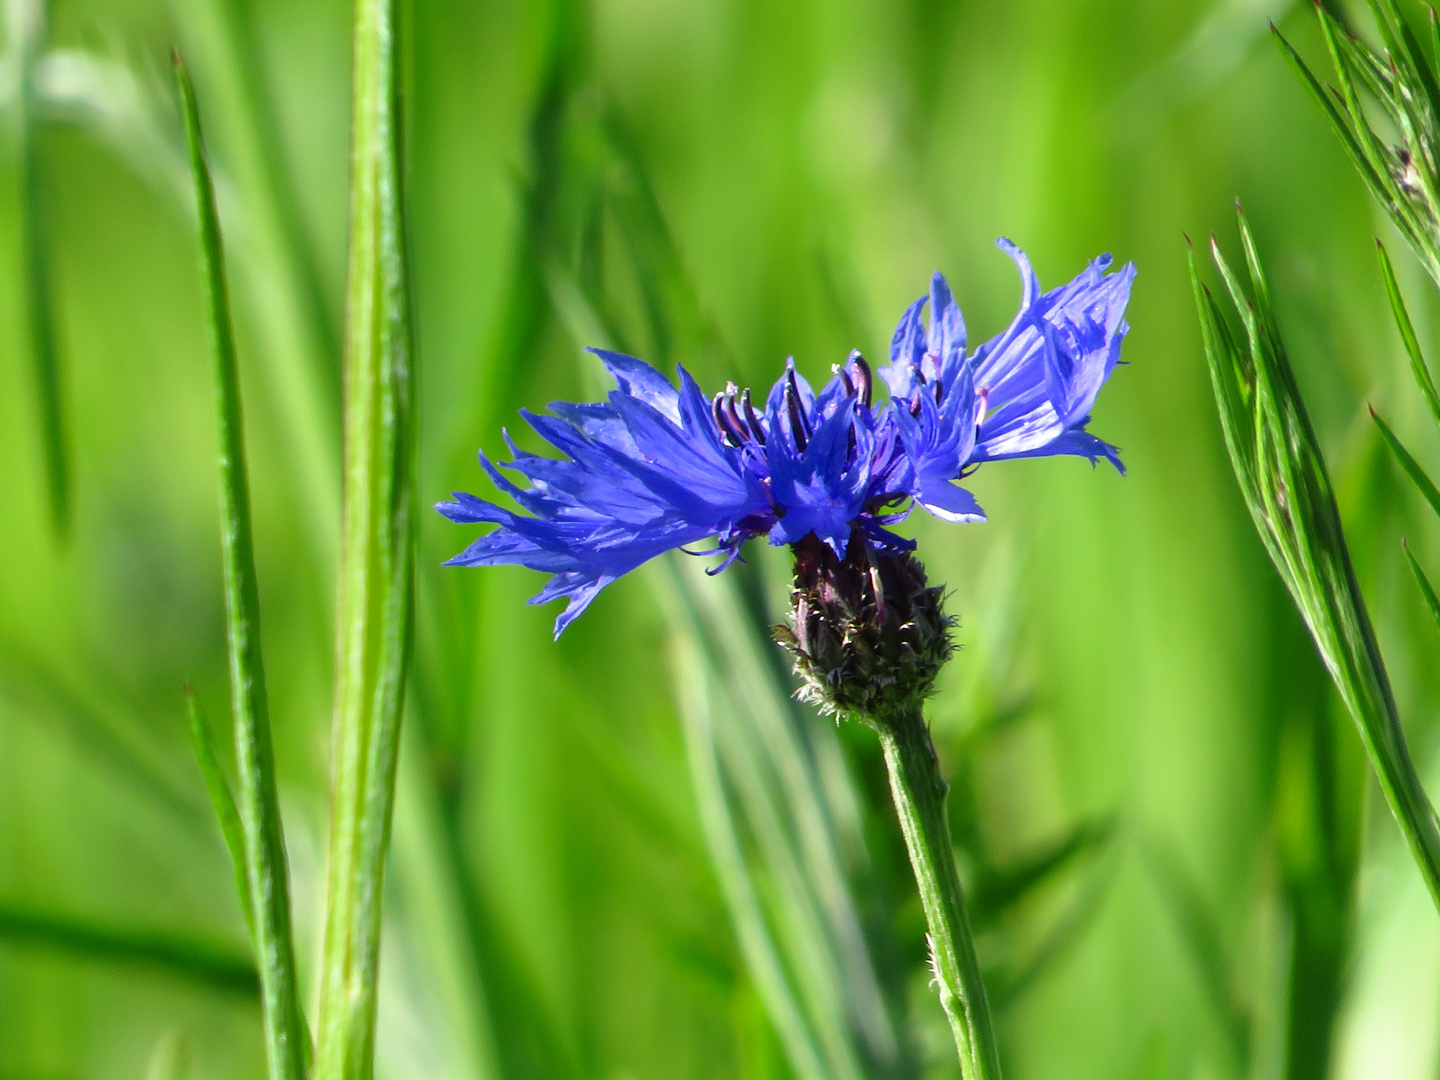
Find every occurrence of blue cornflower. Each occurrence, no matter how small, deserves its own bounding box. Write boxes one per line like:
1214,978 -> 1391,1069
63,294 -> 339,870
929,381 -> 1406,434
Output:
438,241 -> 1134,636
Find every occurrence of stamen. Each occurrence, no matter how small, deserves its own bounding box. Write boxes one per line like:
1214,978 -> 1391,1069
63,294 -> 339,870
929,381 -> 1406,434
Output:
785,371 -> 810,451
722,383 -> 749,444
849,353 -> 872,407
834,363 -> 855,398
741,389 -> 766,445
711,389 -> 745,447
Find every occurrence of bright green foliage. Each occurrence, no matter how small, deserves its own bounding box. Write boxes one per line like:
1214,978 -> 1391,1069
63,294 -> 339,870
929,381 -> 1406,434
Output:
176,53 -> 309,1080
0,899 -> 257,994
7,2 -> 1440,1080
1406,541 -> 1440,629
186,688 -> 253,932
669,559 -> 915,1080
1276,1 -> 1440,287
10,0 -> 69,536
314,0 -> 417,1077
1191,210 -> 1440,911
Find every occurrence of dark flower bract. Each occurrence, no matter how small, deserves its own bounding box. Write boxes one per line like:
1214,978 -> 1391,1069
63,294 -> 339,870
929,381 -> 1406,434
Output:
438,240 -> 1135,636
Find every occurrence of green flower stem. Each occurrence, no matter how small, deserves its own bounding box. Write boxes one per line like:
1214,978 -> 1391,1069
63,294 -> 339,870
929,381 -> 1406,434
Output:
314,0 -> 416,1075
875,704 -> 1001,1080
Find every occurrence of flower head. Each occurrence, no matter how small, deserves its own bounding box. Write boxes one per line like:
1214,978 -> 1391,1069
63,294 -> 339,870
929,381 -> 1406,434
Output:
438,242 -> 1134,637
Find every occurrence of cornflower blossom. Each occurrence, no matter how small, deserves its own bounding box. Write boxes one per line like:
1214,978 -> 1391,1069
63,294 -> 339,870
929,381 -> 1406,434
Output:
438,240 -> 1135,638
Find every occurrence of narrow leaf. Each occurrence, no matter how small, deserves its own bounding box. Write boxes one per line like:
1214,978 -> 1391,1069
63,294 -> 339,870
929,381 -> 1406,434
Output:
1404,540 -> 1440,630
1193,219 -> 1440,914
1377,240 -> 1440,431
185,687 -> 253,932
0,900 -> 257,996
13,0 -> 70,536
1370,406 -> 1440,518
175,53 -> 307,1080
315,0 -> 418,1074
1272,25 -> 1388,198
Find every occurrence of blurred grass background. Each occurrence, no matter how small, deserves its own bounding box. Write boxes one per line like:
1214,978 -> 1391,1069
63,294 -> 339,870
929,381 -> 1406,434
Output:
3,0 -> 1440,1078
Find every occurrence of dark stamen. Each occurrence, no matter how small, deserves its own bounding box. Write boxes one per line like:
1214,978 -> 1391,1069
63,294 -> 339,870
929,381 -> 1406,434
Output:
834,363 -> 855,398
722,384 -> 749,444
849,353 -> 872,407
785,371 -> 810,452
712,388 -> 745,447
741,389 -> 766,445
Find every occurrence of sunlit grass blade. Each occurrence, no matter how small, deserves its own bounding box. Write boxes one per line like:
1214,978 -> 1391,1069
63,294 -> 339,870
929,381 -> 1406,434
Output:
1142,843 -> 1249,1069
186,687 -> 254,931
0,900 -> 258,996
0,645 -> 204,824
1278,4 -> 1440,285
146,1031 -> 193,1080
1376,240 -> 1440,432
1404,540 -> 1440,630
176,53 -> 307,1080
990,837 -> 1119,1011
972,819 -> 1113,922
667,558 -> 912,1080
1370,406 -> 1440,517
315,0 -> 417,1074
1191,212 -> 1440,913
12,0 -> 70,536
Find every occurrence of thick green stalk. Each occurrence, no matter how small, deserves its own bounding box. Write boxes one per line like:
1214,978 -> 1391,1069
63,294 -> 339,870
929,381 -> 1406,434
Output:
875,706 -> 1001,1080
314,0 -> 416,1074
176,55 -> 307,1080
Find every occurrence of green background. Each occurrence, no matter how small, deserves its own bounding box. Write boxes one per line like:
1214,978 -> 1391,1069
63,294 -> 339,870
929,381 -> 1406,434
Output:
2,0 -> 1439,1078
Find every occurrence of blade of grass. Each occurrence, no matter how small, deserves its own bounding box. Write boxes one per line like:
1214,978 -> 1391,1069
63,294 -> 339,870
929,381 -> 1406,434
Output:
146,1031 -> 193,1080
314,0 -> 417,1074
1376,240 -> 1440,432
1143,842 -> 1249,1069
1370,406 -> 1440,517
176,53 -> 307,1080
1191,216 -> 1440,913
1403,540 -> 1440,630
186,687 -> 254,932
11,0 -> 70,536
0,645 -> 205,825
0,900 -> 258,996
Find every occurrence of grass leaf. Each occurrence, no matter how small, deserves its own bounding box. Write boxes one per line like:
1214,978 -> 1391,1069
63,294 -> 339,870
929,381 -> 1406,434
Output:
0,900 -> 257,996
1370,406 -> 1440,518
175,53 -> 308,1080
1192,213 -> 1440,914
185,687 -> 253,932
13,0 -> 70,536
1404,540 -> 1440,631
1376,240 -> 1440,432
314,0 -> 418,1074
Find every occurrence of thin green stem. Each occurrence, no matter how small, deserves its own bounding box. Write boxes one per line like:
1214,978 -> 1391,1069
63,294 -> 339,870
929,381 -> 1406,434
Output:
875,706 -> 1001,1080
14,0 -> 70,536
175,54 -> 308,1080
314,0 -> 416,1074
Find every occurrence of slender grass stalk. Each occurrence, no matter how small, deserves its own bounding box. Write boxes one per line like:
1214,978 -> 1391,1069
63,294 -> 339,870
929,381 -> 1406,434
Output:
146,1031 -> 194,1080
314,0 -> 416,1074
176,54 -> 308,1080
1404,540 -> 1440,630
666,556 -> 913,1080
875,705 -> 1001,1080
11,0 -> 70,536
1370,407 -> 1440,516
1191,213 -> 1440,913
0,900 -> 258,995
186,687 -> 255,932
